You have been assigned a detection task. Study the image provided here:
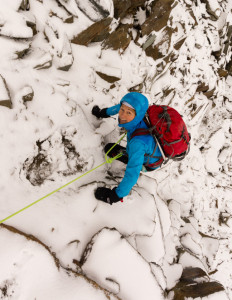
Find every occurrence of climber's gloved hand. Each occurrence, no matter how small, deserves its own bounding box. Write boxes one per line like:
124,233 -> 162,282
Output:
92,105 -> 109,119
94,187 -> 123,205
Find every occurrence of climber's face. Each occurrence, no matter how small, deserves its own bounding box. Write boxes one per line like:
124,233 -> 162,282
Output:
119,104 -> 136,124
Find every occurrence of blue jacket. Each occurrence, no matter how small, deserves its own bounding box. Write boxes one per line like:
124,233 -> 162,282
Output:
105,92 -> 162,198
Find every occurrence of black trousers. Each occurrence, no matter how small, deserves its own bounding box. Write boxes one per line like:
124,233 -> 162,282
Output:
104,143 -> 154,172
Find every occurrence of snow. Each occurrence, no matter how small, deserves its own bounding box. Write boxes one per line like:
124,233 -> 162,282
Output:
0,226 -> 116,300
0,0 -> 232,299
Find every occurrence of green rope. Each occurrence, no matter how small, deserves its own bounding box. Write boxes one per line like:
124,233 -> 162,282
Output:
0,133 -> 126,225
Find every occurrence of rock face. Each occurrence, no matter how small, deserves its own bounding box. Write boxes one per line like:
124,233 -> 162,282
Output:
0,0 -> 232,299
23,129 -> 87,186
113,0 -> 146,19
71,17 -> 112,45
0,75 -> 12,109
103,23 -> 132,52
141,0 -> 175,35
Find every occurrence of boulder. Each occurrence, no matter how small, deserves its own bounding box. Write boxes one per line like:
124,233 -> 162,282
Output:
71,17 -> 112,45
21,86 -> 34,102
171,267 -> 225,299
141,0 -> 175,35
56,35 -> 74,71
102,23 -> 132,52
0,75 -> 12,109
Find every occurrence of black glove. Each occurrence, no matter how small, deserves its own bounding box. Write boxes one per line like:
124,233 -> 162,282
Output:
92,106 -> 109,119
94,187 -> 123,205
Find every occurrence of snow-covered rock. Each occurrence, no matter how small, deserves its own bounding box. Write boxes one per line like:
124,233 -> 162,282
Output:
81,227 -> 164,299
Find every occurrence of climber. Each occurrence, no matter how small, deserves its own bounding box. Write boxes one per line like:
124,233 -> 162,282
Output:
92,92 -> 162,205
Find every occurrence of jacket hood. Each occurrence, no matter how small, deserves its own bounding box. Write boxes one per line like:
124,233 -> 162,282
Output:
118,92 -> 149,131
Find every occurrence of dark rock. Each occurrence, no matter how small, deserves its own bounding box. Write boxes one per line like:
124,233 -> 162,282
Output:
171,267 -> 225,300
173,281 -> 225,299
196,82 -> 209,93
226,59 -> 232,76
113,0 -> 132,19
144,27 -> 174,61
75,0 -> 111,22
71,17 -> 112,45
204,88 -> 215,99
64,15 -> 74,24
180,267 -> 207,283
22,86 -> 34,102
34,56 -> 52,70
174,38 -> 186,51
218,68 -> 228,77
26,20 -> 37,36
96,71 -> 121,83
223,25 -> 232,56
113,0 -> 146,20
15,43 -> 31,59
24,153 -> 52,186
0,75 -> 12,109
19,0 -> 30,11
102,23 -> 132,52
141,0 -> 175,35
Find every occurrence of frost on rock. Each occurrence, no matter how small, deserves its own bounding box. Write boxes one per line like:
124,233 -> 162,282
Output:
23,127 -> 87,186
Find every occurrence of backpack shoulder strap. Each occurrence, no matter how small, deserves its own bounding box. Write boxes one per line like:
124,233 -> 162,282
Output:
131,128 -> 150,139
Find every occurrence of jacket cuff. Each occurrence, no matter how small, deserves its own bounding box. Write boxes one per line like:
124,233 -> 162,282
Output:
111,188 -> 123,203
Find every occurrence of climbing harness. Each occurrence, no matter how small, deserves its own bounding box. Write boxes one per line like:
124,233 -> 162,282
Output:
0,134 -> 126,225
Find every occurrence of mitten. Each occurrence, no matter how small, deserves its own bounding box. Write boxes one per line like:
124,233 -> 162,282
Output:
94,187 -> 123,205
92,106 -> 109,119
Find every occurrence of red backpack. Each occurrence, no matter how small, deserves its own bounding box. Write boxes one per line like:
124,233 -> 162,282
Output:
131,105 -> 191,168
